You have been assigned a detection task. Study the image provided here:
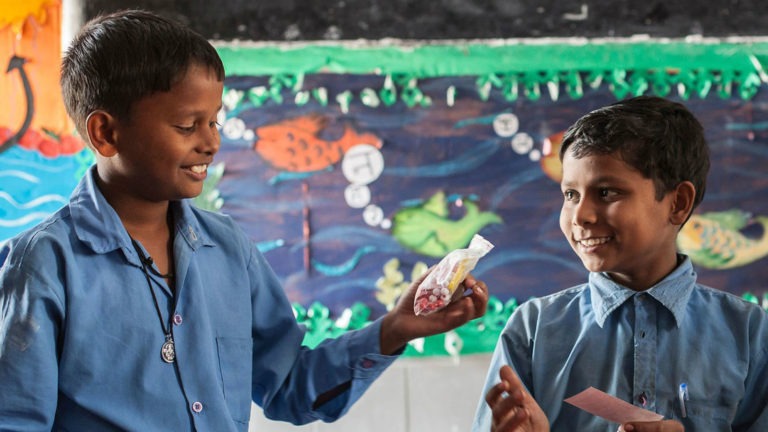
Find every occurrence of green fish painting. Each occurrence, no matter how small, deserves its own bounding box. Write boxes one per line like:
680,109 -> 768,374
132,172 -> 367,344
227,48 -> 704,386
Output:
677,209 -> 768,269
392,190 -> 502,257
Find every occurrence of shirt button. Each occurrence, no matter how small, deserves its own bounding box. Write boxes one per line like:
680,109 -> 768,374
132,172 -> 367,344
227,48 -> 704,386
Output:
192,401 -> 203,413
173,314 -> 183,326
362,359 -> 375,369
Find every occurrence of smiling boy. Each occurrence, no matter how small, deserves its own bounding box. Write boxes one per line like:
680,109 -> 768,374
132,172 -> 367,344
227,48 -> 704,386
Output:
0,10 -> 488,431
473,96 -> 768,432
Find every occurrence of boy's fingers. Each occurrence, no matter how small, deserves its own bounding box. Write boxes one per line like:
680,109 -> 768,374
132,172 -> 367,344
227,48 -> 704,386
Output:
620,420 -> 684,432
487,387 -> 529,432
485,366 -> 538,432
499,365 -> 523,391
437,278 -> 489,322
487,386 -> 518,425
485,381 -> 508,407
497,406 -> 529,432
448,275 -> 488,320
467,279 -> 489,317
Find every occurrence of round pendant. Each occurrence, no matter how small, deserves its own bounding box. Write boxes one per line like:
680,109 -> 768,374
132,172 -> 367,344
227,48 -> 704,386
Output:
161,337 -> 176,363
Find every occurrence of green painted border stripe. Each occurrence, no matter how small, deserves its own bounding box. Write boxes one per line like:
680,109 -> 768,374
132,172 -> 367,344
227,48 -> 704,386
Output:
216,41 -> 768,77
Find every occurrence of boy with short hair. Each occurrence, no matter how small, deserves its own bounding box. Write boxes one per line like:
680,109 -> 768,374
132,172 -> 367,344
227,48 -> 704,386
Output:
473,96 -> 768,432
0,10 -> 489,430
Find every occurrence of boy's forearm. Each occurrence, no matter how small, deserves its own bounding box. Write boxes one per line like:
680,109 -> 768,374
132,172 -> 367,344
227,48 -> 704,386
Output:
379,312 -> 408,355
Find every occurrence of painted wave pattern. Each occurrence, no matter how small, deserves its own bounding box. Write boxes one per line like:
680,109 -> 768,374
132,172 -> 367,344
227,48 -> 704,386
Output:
0,146 -> 92,241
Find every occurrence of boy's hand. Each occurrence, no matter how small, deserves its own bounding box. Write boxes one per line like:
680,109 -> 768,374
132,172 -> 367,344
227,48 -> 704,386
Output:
379,269 -> 488,355
619,420 -> 684,432
486,365 -> 549,432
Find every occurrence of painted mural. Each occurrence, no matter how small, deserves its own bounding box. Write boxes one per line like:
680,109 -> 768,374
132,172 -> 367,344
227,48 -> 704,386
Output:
210,43 -> 768,354
0,0 -> 90,243
214,75 -> 768,316
2,17 -> 768,355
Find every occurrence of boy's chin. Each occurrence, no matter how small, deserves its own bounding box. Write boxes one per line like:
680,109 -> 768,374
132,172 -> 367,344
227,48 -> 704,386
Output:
577,256 -> 611,273
178,188 -> 204,200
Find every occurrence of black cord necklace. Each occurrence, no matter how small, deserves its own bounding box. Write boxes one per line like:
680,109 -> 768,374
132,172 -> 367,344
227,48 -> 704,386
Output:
131,238 -> 176,364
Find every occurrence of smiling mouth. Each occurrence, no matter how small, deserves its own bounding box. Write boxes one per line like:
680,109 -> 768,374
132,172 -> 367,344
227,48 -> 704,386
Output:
188,164 -> 207,174
577,236 -> 611,247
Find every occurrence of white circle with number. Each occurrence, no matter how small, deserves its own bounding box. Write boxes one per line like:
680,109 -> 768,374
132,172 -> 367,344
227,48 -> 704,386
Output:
344,184 -> 371,209
222,117 -> 246,140
362,204 -> 384,227
510,132 -> 534,155
493,113 -> 519,137
342,144 -> 384,185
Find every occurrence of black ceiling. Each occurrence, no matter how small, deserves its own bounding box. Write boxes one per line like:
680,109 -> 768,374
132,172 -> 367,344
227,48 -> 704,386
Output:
83,0 -> 768,41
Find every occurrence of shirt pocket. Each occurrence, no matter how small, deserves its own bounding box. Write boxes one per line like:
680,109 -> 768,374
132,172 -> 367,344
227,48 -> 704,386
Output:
679,399 -> 734,431
216,337 -> 253,424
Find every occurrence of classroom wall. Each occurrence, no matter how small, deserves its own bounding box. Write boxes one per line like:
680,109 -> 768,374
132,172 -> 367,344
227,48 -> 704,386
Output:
248,355 -> 493,432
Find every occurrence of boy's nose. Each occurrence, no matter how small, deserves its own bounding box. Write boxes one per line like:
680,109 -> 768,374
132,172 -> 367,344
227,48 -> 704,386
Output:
572,199 -> 598,226
198,127 -> 220,154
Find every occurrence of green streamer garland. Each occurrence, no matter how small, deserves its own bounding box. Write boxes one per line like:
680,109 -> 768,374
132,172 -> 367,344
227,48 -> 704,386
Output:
293,293 -> 767,356
216,39 -> 768,106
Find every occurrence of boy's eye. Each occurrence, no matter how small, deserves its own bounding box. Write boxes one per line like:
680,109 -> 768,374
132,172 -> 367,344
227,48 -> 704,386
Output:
599,188 -> 619,199
563,190 -> 578,201
176,125 -> 195,133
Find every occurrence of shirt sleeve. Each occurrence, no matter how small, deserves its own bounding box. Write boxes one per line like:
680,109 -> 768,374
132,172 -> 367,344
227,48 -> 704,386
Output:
734,307 -> 768,431
471,302 -> 536,432
0,235 -> 64,431
245,244 -> 400,425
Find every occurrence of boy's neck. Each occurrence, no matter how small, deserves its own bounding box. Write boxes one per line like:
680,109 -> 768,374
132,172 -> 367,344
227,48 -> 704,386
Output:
121,203 -> 173,244
112,195 -> 176,281
94,173 -> 173,242
607,253 -> 683,292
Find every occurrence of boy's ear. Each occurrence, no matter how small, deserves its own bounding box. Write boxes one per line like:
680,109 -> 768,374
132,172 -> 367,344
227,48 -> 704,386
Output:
669,181 -> 696,225
85,110 -> 119,157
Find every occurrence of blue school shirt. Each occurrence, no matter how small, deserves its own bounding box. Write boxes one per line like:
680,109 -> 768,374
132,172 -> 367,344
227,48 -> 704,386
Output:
473,258 -> 768,432
0,167 -> 398,431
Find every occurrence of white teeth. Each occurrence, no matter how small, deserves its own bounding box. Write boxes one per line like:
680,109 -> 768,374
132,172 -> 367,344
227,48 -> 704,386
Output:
579,237 -> 610,247
190,164 -> 207,174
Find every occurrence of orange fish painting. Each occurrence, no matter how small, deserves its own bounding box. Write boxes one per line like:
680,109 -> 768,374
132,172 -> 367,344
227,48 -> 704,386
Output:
253,115 -> 382,172
540,131 -> 564,183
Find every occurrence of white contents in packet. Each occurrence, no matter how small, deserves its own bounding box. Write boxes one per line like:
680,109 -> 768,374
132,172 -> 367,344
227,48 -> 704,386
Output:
414,234 -> 494,316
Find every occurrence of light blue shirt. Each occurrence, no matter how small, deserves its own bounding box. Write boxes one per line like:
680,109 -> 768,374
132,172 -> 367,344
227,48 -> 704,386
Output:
473,258 -> 768,431
0,167 -> 397,431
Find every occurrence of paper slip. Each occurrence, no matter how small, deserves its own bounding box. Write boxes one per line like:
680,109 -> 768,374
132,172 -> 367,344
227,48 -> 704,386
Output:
564,387 -> 664,424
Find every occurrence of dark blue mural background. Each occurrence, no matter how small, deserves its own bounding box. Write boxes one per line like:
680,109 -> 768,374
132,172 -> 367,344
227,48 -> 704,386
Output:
2,74 -> 766,321
214,74 -> 768,320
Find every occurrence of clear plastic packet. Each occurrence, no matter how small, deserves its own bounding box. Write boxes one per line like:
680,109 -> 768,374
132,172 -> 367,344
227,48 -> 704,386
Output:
413,234 -> 494,316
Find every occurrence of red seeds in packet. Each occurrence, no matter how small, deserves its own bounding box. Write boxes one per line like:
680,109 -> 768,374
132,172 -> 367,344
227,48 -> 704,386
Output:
414,234 -> 494,316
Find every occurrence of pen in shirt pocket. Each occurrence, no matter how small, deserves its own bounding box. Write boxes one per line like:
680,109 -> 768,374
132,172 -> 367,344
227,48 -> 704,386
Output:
678,382 -> 689,418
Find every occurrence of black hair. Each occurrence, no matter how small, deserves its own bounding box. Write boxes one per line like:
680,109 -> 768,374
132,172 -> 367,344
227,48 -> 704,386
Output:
559,96 -> 710,213
61,9 -> 225,137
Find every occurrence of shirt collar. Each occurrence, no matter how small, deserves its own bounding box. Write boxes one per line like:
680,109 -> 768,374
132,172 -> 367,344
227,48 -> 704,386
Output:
70,166 -> 212,260
589,256 -> 697,328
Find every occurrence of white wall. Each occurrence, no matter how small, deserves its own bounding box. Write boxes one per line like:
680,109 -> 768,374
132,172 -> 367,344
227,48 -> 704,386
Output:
248,354 -> 493,432
61,0 -> 84,48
